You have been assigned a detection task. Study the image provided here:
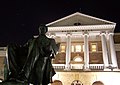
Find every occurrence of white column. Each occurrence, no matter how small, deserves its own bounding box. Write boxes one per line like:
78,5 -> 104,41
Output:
101,33 -> 109,68
65,33 -> 71,70
84,33 -> 89,70
109,33 -> 118,68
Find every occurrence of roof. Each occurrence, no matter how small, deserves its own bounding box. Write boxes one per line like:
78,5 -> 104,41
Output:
46,12 -> 116,27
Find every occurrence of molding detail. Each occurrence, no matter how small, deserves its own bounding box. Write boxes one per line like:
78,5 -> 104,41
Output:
48,24 -> 115,32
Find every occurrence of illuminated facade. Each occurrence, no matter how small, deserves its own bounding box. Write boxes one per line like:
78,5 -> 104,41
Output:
46,12 -> 119,70
46,12 -> 120,85
0,12 -> 120,85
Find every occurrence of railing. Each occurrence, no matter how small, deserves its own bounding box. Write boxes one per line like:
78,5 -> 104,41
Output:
52,64 -> 104,70
89,64 -> 104,70
52,64 -> 65,69
71,64 -> 84,69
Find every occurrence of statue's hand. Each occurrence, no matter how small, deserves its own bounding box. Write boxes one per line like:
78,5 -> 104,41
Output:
50,53 -> 55,59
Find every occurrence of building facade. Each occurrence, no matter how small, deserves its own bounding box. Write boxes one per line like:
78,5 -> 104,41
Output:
0,12 -> 120,85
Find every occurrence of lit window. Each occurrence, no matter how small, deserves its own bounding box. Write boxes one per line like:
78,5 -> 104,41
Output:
91,44 -> 97,52
71,45 -> 74,52
75,45 -> 81,52
61,45 -> 65,52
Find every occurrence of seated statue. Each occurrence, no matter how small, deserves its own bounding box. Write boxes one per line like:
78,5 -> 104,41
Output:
2,25 -> 60,85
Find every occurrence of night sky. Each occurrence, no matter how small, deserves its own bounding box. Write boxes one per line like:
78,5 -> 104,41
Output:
0,0 -> 120,46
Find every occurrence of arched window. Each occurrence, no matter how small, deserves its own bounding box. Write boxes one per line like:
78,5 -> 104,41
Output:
73,54 -> 83,62
71,80 -> 83,85
92,81 -> 104,85
51,80 -> 63,85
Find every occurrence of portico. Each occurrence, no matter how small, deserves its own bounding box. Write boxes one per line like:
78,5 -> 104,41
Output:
46,12 -> 118,71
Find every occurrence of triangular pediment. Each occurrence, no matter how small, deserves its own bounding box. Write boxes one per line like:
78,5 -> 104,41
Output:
46,12 -> 115,27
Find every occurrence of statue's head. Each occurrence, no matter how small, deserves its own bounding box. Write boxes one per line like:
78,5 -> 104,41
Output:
38,24 -> 48,35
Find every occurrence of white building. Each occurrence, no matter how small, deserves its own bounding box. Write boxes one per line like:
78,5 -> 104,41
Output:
46,12 -> 119,71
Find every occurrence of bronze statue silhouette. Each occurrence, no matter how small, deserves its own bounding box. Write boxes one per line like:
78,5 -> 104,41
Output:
1,25 -> 60,85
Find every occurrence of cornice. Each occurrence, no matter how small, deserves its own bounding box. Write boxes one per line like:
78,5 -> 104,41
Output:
48,24 -> 115,32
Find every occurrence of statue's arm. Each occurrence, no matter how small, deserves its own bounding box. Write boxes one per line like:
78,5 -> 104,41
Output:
50,39 -> 60,55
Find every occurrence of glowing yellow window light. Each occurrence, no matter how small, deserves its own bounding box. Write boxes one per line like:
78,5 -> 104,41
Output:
75,45 -> 81,52
92,44 -> 97,52
71,45 -> 74,52
61,45 -> 65,52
